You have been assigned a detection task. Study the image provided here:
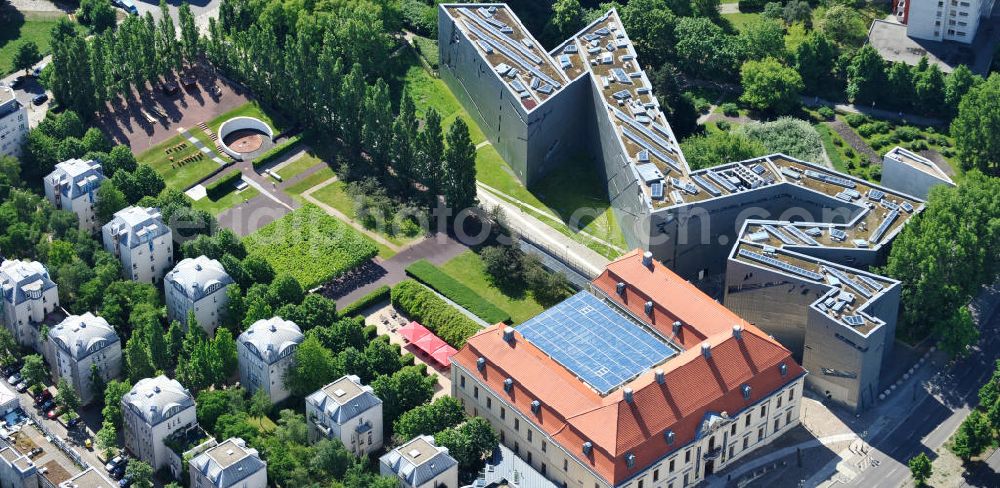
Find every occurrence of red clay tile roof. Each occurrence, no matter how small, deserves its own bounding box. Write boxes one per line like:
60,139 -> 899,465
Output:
453,250 -> 804,485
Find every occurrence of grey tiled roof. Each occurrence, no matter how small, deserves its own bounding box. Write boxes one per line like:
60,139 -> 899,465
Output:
0,260 -> 56,305
238,317 -> 303,365
381,435 -> 457,487
188,438 -> 266,488
49,312 -> 119,361
104,206 -> 170,249
123,375 -> 195,426
307,375 -> 381,425
47,159 -> 104,200
166,256 -> 234,301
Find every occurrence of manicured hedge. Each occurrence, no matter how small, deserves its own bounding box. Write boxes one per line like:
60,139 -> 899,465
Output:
340,285 -> 391,318
405,260 -> 510,324
391,280 -> 481,348
252,134 -> 304,169
204,169 -> 242,200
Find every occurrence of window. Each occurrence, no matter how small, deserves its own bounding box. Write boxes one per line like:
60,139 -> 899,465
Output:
730,424 -> 736,435
514,419 -> 519,431
669,458 -> 675,472
777,396 -> 782,409
743,437 -> 748,450
527,429 -> 532,442
500,407 -> 506,420
760,406 -> 766,418
788,389 -> 794,401
487,398 -> 492,409
758,428 -> 764,442
542,441 -> 546,452
745,415 -> 751,427
684,450 -> 690,464
527,452 -> 532,464
460,376 -> 465,388
786,411 -> 792,424
639,481 -> 644,488
474,387 -> 479,399
563,459 -> 568,471
774,419 -> 781,431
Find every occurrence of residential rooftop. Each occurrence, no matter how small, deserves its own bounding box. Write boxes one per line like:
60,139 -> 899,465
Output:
49,312 -> 119,361
307,375 -> 382,425
190,437 -> 266,487
238,317 -> 303,365
105,206 -> 170,249
60,468 -> 116,488
381,435 -> 458,487
0,259 -> 56,305
123,375 -> 195,426
166,256 -> 234,301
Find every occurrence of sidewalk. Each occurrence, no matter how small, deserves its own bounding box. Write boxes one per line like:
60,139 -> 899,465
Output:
801,96 -> 945,127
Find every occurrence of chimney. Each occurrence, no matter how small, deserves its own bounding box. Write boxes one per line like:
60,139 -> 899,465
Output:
655,369 -> 665,385
642,251 -> 654,269
672,321 -> 682,335
701,342 -> 712,359
623,387 -> 634,403
732,324 -> 743,339
644,301 -> 653,315
502,326 -> 515,344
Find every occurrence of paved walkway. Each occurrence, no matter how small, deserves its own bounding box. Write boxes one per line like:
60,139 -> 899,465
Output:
801,95 -> 945,127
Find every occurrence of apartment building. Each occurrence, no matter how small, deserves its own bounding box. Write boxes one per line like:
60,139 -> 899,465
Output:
48,313 -> 122,404
380,435 -> 459,488
0,259 -> 59,348
0,446 -> 37,488
102,206 -> 174,285
305,375 -> 383,456
900,0 -> 996,43
165,256 -> 234,335
237,317 -> 303,404
60,468 -> 116,488
43,158 -> 105,232
0,86 -> 28,159
452,251 -> 805,488
121,376 -> 197,472
189,437 -> 267,488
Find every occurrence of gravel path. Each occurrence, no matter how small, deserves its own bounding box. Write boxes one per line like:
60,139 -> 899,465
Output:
827,120 -> 881,164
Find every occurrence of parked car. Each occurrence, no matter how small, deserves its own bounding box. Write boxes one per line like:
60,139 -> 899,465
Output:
46,406 -> 62,419
10,77 -> 24,89
39,399 -> 54,412
33,390 -> 52,405
14,381 -> 28,393
66,417 -> 82,429
109,465 -> 126,480
0,364 -> 17,377
6,372 -> 21,384
84,438 -> 92,449
105,455 -> 124,472
119,476 -> 132,487
31,93 -> 47,105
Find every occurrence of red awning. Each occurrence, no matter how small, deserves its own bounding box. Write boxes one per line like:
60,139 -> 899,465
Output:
414,333 -> 447,354
399,321 -> 430,343
430,344 -> 458,367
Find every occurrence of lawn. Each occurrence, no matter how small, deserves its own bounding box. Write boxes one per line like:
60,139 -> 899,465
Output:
276,152 -> 324,180
138,134 -> 226,190
283,165 -> 337,202
399,51 -> 486,144
190,185 -> 259,216
814,122 -> 853,175
475,144 -> 626,258
206,100 -> 289,136
309,178 -> 420,248
722,12 -> 763,32
0,12 -> 81,76
439,251 -> 545,325
243,204 -> 378,289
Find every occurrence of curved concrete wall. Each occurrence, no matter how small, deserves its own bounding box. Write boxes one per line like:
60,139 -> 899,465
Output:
218,117 -> 273,159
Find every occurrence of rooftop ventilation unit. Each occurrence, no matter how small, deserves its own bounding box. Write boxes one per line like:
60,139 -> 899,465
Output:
642,251 -> 654,269
503,378 -> 513,393
623,387 -> 634,403
502,326 -> 515,344
664,429 -> 675,445
655,369 -> 665,385
530,400 -> 541,414
701,342 -> 711,359
672,321 -> 682,335
616,282 -> 625,295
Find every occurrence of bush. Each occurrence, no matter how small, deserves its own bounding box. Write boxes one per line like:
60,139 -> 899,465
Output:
909,139 -> 929,151
715,120 -> 731,131
251,135 -> 303,169
817,106 -> 836,120
845,113 -> 869,127
244,205 -> 377,289
739,117 -> 824,162
844,147 -> 855,158
204,170 -> 242,200
720,103 -> 739,117
391,280 -> 481,348
856,121 -> 891,138
400,0 -> 437,37
339,285 -> 390,318
935,135 -> 950,147
894,126 -> 921,142
868,134 -> 894,151
412,35 -> 440,70
405,260 -> 511,324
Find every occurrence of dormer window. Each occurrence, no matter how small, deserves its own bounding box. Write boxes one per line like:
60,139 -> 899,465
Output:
779,363 -> 788,376
503,378 -> 513,393
625,452 -> 636,468
664,430 -> 675,445
741,384 -> 752,400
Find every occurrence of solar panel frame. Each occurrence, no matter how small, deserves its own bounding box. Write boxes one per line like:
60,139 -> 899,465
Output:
783,225 -> 819,246
869,209 -> 899,243
856,274 -> 885,291
822,266 -> 873,299
738,248 -> 824,281
691,174 -> 721,196
707,170 -> 738,192
517,292 -> 677,395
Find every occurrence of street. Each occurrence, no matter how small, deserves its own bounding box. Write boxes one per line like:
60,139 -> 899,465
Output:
2,56 -> 53,130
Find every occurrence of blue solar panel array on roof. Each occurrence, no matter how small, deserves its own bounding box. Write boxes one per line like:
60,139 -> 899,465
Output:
517,292 -> 677,395
869,210 -> 899,243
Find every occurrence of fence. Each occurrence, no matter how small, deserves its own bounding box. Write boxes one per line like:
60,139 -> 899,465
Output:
23,409 -> 90,470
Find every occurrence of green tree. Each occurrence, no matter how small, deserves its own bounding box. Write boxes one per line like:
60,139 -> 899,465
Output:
248,388 -> 271,419
978,360 -> 1000,408
394,396 -> 466,441
12,41 -> 41,76
196,388 -> 245,433
885,62 -> 915,111
269,274 -> 304,307
442,118 -> 477,211
144,321 -> 170,371
286,335 -> 340,397
619,0 -> 678,67
89,363 -> 105,403
647,63 -> 699,138
49,19 -> 96,116
418,108 -> 445,199
213,328 -> 238,380
846,45 -> 886,104
178,2 -> 201,62
914,64 -> 946,116
783,1 -> 811,24
96,420 -> 118,459
739,58 -> 804,113
372,365 -> 436,436
680,131 -> 768,170
908,452 -> 932,486
77,0 -> 116,33
126,460 -> 154,488
435,417 -> 498,473
939,306 -> 979,358
125,336 -> 155,382
944,64 -> 982,117
102,379 -> 132,428
951,410 -> 992,460
675,16 -> 741,80
20,354 -> 47,387
951,73 -> 1000,175
0,328 -> 18,367
56,377 -> 81,412
545,0 -> 585,44
166,320 -> 185,360
104,145 -> 138,177
819,5 -> 867,47
737,18 -> 785,63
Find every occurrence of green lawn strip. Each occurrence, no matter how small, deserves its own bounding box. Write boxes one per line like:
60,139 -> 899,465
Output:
252,135 -> 304,169
405,259 -> 511,324
814,123 -> 850,174
402,56 -> 486,144
411,35 -> 439,69
438,251 -> 545,325
0,13 -> 81,76
530,157 -> 627,249
722,12 -> 763,32
138,134 -> 224,190
243,205 -> 378,289
390,280 -> 482,348
283,166 -> 337,201
190,186 -> 259,216
276,152 -> 324,180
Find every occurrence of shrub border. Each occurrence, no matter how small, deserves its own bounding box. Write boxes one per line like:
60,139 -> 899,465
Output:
405,260 -> 510,324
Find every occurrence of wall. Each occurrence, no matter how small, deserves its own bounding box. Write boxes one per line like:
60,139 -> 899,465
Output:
881,152 -> 955,200
217,117 -> 273,159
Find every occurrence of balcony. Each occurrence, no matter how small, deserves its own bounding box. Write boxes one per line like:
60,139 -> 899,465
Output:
703,447 -> 723,460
